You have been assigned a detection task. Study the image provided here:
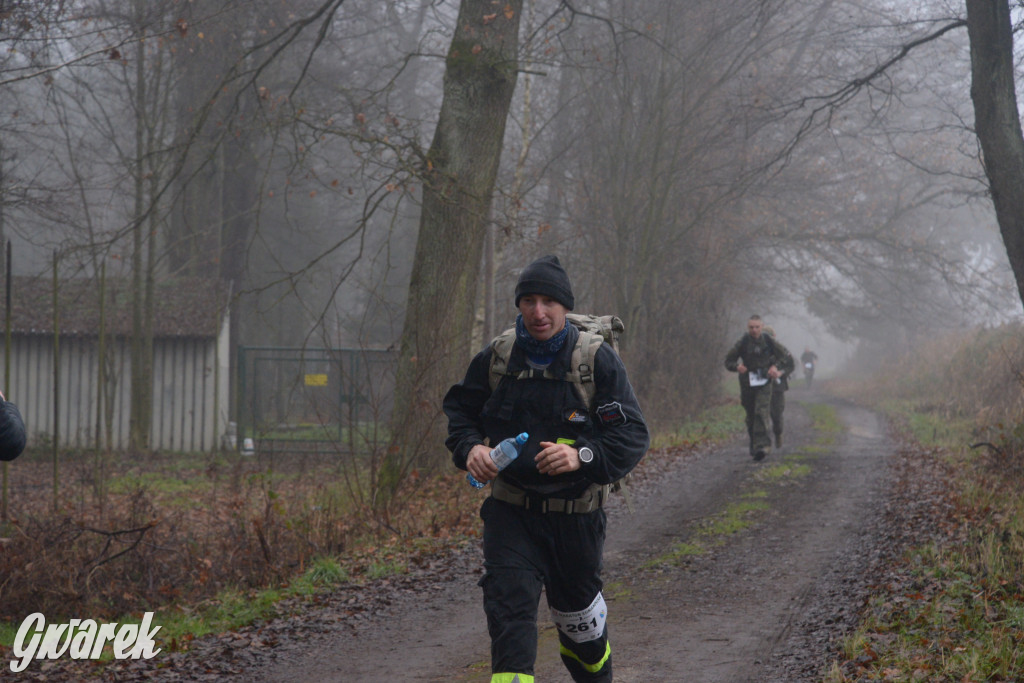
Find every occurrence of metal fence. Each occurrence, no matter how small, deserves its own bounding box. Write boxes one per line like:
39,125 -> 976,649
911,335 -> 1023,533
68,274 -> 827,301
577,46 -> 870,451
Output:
236,346 -> 395,457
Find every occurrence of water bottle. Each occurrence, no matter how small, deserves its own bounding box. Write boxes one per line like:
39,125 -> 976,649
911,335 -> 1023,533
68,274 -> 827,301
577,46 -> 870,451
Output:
467,432 -> 529,489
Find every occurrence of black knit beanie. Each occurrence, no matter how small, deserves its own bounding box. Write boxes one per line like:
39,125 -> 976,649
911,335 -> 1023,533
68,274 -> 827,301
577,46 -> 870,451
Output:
514,255 -> 575,310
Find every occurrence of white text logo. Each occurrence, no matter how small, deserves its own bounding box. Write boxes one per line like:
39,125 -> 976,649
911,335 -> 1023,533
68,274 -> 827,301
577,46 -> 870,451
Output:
10,612 -> 162,673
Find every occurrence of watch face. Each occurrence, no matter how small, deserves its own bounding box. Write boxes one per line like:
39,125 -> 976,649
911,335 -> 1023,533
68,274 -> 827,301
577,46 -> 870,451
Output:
579,447 -> 594,463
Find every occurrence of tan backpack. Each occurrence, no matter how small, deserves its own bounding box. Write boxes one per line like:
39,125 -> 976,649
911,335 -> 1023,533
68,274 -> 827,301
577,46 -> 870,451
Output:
487,313 -> 624,409
487,313 -> 634,507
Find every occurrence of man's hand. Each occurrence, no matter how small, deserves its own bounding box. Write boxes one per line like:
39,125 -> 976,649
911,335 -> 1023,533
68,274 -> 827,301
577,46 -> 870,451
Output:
535,441 -> 581,475
736,363 -> 748,374
767,365 -> 780,380
466,444 -> 498,483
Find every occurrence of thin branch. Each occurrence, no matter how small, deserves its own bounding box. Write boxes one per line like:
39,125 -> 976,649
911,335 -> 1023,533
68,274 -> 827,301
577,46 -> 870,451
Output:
767,19 -> 968,173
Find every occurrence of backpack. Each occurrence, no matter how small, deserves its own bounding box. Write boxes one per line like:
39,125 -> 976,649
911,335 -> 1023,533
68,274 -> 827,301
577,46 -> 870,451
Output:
487,313 -> 624,409
760,333 -> 788,390
487,314 -> 635,506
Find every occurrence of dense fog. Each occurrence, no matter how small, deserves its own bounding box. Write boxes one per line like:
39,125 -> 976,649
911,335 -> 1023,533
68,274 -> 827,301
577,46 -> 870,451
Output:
1,0 -> 1020,444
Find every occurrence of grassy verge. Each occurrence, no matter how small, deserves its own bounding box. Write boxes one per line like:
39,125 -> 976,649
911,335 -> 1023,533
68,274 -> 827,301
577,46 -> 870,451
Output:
651,401 -> 746,449
152,554 -> 354,648
0,444 -> 481,659
824,325 -> 1024,681
825,436 -> 1024,680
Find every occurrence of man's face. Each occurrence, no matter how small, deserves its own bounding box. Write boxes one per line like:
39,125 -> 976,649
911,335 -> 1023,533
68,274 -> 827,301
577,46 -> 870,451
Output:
518,294 -> 568,341
747,319 -> 763,339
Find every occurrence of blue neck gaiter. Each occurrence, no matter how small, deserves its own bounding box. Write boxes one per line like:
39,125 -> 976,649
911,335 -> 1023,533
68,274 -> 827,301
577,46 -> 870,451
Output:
515,314 -> 569,366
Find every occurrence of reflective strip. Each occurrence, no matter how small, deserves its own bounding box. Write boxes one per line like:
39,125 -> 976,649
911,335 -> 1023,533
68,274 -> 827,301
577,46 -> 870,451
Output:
559,641 -> 612,674
490,674 -> 534,683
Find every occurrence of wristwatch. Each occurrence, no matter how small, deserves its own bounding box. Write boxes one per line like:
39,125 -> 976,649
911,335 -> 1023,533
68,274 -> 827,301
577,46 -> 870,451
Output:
577,446 -> 594,464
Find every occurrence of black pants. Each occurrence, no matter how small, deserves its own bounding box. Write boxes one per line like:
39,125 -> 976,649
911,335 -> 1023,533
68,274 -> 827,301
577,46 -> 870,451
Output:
740,384 -> 773,454
479,496 -> 612,682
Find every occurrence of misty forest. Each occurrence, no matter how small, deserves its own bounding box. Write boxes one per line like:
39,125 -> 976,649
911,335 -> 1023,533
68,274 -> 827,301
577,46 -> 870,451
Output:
4,0 -> 1024,675
5,0 -> 1022,467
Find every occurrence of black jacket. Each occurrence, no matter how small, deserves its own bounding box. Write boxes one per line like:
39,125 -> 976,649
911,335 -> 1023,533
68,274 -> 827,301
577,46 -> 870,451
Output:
0,399 -> 26,461
444,324 -> 649,498
724,333 -> 795,390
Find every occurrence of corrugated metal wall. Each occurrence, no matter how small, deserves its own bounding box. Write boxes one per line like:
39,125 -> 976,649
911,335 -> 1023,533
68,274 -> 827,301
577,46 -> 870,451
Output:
3,333 -> 229,452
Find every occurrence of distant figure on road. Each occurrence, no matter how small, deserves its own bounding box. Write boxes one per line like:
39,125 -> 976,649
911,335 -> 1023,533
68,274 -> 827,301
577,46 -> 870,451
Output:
724,315 -> 794,461
444,255 -> 649,683
0,390 -> 26,461
762,325 -> 795,450
800,348 -> 819,388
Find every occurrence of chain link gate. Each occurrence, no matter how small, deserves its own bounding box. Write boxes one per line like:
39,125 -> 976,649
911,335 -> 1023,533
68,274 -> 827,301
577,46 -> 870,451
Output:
236,346 -> 395,459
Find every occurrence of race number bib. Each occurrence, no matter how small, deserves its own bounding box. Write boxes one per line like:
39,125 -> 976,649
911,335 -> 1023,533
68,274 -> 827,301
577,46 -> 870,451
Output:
748,369 -> 769,387
550,592 -> 607,643
804,362 -> 813,369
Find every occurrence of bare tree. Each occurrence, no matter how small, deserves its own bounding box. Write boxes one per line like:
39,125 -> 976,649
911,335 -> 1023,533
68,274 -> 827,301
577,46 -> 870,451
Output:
965,0 -> 1024,312
383,0 -> 524,495
507,0 -> 802,422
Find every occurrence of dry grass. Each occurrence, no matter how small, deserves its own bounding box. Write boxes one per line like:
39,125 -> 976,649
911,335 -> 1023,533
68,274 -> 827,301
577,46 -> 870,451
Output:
833,323 -> 1024,433
0,450 -> 480,624
825,323 -> 1024,681
0,400 -> 745,637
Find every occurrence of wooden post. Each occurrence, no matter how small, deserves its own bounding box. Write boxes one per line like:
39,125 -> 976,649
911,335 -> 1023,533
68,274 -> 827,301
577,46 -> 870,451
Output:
2,241 -> 10,521
52,251 -> 59,514
96,262 -> 107,516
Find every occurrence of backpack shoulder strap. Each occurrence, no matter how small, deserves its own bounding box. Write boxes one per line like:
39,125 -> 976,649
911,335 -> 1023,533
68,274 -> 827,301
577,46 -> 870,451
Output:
488,327 -> 517,393
566,330 -> 605,409
491,323 -> 609,409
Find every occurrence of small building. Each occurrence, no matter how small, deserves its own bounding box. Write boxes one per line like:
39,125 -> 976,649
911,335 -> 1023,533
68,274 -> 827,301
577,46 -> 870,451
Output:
2,275 -> 231,452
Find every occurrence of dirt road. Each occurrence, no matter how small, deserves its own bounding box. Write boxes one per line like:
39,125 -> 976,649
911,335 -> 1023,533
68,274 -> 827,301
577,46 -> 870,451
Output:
237,392 -> 898,682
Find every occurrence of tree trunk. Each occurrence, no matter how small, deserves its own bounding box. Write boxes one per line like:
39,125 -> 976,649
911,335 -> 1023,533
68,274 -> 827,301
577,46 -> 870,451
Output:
382,0 -> 523,498
128,7 -> 152,451
966,0 -> 1024,310
168,0 -> 230,279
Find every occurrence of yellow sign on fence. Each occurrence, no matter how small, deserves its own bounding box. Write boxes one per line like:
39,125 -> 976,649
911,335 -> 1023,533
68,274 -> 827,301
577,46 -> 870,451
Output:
304,373 -> 328,387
